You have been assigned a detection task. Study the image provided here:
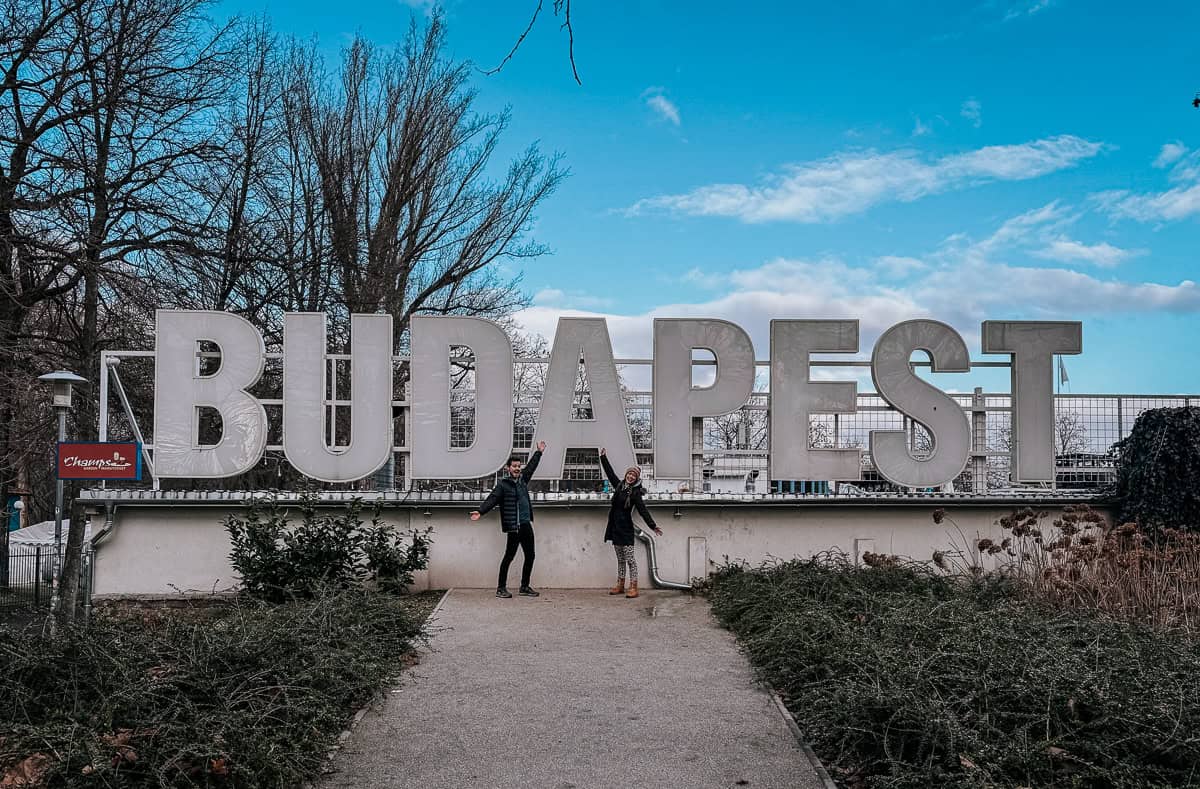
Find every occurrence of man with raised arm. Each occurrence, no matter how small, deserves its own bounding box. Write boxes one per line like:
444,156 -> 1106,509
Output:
470,440 -> 546,598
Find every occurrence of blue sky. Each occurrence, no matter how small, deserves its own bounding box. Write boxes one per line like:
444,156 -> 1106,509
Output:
218,0 -> 1200,394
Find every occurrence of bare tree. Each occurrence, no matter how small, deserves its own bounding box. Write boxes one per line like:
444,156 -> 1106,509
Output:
150,16 -> 285,328
288,16 -> 565,350
995,411 -> 1089,455
1,2 -> 274,611
1054,411 -> 1089,455
48,0 -> 237,438
0,6 -> 570,609
0,0 -> 91,541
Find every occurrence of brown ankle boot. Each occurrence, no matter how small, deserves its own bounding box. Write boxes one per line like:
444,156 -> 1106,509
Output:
625,580 -> 639,598
608,579 -> 625,595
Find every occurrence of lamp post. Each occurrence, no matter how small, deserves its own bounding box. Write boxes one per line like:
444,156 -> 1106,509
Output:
38,370 -> 87,615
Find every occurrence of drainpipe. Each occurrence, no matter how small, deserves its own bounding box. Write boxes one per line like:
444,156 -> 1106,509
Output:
91,501 -> 117,547
80,501 -> 116,621
634,527 -> 690,590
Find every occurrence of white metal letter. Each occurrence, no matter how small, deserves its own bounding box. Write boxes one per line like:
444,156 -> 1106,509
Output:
870,320 -> 970,489
153,310 -> 267,478
283,313 -> 394,482
981,320 -> 1082,483
409,316 -> 515,478
652,319 -> 755,479
770,320 -> 861,481
533,318 -> 636,479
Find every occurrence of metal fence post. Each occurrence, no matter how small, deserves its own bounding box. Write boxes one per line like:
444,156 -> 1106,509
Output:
971,387 -> 987,494
691,417 -> 704,490
33,546 -> 41,606
82,549 -> 93,623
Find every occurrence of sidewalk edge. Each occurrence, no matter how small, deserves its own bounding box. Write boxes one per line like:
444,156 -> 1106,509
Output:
310,588 -> 454,785
769,691 -> 840,789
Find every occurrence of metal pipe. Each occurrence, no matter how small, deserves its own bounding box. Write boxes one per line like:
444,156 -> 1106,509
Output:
109,363 -> 156,486
99,352 -> 109,443
50,408 -> 66,614
634,527 -> 690,591
91,501 -> 118,548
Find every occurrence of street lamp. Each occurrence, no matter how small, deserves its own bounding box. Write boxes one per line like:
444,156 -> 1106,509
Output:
38,370 -> 87,614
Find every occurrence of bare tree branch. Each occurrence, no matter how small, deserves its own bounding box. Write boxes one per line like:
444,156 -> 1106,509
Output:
482,1 -> 581,85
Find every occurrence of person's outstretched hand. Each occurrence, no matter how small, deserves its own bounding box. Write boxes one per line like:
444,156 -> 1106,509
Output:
599,447 -> 606,457
537,440 -> 546,452
653,527 -> 664,536
469,511 -> 481,521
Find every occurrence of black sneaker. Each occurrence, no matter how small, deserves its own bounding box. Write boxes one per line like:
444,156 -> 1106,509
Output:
496,587 -> 512,598
518,586 -> 540,597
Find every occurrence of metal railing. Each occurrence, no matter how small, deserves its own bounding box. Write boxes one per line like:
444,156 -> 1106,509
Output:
95,349 -> 1196,495
0,545 -> 94,613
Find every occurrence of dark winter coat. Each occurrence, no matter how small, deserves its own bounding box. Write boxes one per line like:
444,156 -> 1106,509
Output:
477,450 -> 542,533
601,454 -> 657,546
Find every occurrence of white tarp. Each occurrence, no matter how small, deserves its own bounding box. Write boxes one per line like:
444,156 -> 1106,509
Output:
9,519 -> 91,546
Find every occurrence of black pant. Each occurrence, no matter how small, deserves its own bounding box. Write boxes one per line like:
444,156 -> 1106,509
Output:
498,523 -> 535,588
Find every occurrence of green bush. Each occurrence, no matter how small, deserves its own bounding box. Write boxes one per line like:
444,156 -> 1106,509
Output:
0,589 -> 430,787
1112,406 -> 1200,533
225,497 -> 432,600
705,555 -> 1200,788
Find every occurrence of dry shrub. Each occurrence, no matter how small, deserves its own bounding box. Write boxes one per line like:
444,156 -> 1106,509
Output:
704,555 -> 1200,788
937,505 -> 1200,633
0,589 -> 430,787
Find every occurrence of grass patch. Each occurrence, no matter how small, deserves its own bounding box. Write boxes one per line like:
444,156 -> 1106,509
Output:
0,588 -> 439,787
704,556 -> 1200,788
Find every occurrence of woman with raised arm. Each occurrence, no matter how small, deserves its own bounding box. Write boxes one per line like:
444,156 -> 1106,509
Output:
599,447 -> 662,598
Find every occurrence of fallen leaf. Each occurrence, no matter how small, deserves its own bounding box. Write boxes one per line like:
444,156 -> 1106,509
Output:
100,730 -> 133,748
959,754 -> 978,770
1,753 -> 52,787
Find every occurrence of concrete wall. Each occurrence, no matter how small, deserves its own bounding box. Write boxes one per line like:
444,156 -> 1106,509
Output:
90,501 -> 1096,597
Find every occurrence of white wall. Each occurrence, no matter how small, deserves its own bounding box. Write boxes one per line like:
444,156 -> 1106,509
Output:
90,501 -> 1103,597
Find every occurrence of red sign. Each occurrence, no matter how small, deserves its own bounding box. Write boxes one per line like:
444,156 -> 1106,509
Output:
58,442 -> 142,480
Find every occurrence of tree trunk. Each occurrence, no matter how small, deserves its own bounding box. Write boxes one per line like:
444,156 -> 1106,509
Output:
0,308 -> 27,589
57,498 -> 89,625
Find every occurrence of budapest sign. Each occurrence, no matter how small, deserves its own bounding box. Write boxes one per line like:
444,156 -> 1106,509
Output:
151,311 -> 1081,489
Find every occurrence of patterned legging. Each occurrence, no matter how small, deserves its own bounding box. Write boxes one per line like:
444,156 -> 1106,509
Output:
614,544 -> 638,581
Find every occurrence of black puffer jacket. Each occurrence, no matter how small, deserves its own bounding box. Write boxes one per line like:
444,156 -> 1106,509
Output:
601,454 -> 657,546
478,450 -> 542,533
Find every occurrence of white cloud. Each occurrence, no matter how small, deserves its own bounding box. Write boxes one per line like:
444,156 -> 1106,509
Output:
533,287 -> 615,311
397,0 -> 436,17
514,211 -> 1196,365
1003,0 -> 1052,21
942,202 -> 1141,269
940,137 -> 1102,179
1031,240 -> 1142,268
1153,142 -> 1188,168
1099,184 -> 1200,222
628,136 -> 1104,224
958,202 -> 1071,259
643,88 -> 681,126
874,255 -> 927,278
682,267 -> 725,289
912,116 -> 931,137
1097,149 -> 1200,222
960,98 -> 982,128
